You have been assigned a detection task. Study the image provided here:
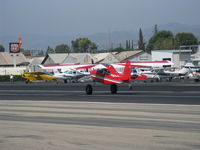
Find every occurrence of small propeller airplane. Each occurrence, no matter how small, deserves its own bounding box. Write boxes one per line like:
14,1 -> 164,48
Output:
22,72 -> 57,83
84,60 -> 147,94
39,60 -> 173,71
39,60 -> 174,94
52,69 -> 87,83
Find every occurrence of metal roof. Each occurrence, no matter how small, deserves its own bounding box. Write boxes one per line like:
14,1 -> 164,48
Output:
115,50 -> 143,62
152,49 -> 192,53
0,52 -> 27,65
62,53 -> 95,64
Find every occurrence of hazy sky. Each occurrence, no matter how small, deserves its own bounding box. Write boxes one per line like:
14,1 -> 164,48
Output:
1,0 -> 200,36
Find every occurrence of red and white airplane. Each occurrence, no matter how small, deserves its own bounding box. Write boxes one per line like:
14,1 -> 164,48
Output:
85,60 -> 147,94
39,60 -> 173,94
39,60 -> 173,71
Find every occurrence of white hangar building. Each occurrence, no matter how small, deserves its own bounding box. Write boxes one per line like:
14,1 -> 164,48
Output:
151,50 -> 192,68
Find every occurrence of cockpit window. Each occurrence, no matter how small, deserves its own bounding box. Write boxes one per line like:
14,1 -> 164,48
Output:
97,69 -> 110,75
132,69 -> 137,73
64,70 -> 73,74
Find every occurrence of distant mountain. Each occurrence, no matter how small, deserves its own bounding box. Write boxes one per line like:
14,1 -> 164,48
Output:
89,23 -> 200,49
1,23 -> 200,51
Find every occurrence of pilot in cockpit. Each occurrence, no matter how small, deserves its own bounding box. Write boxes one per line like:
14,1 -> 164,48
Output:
97,69 -> 110,75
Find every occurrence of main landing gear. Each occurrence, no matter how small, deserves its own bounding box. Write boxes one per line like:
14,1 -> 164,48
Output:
128,84 -> 133,90
110,84 -> 117,94
86,84 -> 93,95
85,84 -> 118,95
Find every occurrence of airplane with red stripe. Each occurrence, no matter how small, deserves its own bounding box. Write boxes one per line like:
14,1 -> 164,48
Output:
84,60 -> 147,94
39,60 -> 173,71
39,60 -> 173,94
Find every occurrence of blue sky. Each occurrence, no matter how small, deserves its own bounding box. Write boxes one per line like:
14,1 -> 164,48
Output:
1,0 -> 200,36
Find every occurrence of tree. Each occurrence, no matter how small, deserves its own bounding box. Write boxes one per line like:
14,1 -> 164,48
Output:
174,32 -> 198,49
125,40 -> 131,50
89,42 -> 98,53
20,48 -> 31,56
126,40 -> 129,50
106,47 -> 126,53
154,24 -> 158,34
38,50 -> 45,56
0,45 -> 5,52
71,37 -> 97,53
46,46 -> 55,54
138,28 -> 145,50
146,30 -> 174,50
55,44 -> 70,53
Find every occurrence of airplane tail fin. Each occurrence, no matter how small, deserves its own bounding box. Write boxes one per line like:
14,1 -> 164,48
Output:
106,65 -> 120,75
122,60 -> 131,81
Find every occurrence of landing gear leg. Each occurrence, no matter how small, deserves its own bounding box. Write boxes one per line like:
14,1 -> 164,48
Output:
85,84 -> 93,95
25,79 -> 30,84
128,84 -> 133,90
64,79 -> 68,83
110,84 -> 117,94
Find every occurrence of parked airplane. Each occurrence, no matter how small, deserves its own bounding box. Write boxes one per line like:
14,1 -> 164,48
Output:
52,69 -> 87,83
193,69 -> 200,82
22,72 -> 56,83
139,67 -> 191,82
132,68 -> 160,82
163,67 -> 190,77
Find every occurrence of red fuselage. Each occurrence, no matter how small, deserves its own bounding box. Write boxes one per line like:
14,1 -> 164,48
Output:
90,68 -> 147,85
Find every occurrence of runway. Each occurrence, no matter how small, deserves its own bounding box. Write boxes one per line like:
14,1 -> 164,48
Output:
0,81 -> 200,104
0,101 -> 200,150
0,81 -> 200,150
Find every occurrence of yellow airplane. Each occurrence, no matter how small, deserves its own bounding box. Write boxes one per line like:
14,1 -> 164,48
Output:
22,72 -> 56,83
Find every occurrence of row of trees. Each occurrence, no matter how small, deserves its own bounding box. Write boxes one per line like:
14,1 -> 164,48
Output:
0,27 -> 199,55
0,45 -> 5,52
147,31 -> 198,50
46,37 -> 98,54
0,37 -> 98,55
138,25 -> 199,51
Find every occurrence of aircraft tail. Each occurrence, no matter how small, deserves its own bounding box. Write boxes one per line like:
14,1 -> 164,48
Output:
122,60 -> 131,81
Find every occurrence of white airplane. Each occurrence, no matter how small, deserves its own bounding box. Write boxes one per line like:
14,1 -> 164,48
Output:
191,69 -> 200,82
163,67 -> 191,78
52,69 -> 87,83
132,68 -> 160,81
149,67 -> 192,81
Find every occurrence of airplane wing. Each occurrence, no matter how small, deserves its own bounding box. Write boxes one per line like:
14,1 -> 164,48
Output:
26,72 -> 46,75
39,64 -> 107,70
39,61 -> 174,74
117,61 -> 174,68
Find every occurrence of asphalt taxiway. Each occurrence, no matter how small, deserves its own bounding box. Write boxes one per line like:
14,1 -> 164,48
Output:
0,81 -> 200,150
0,101 -> 200,150
0,81 -> 200,104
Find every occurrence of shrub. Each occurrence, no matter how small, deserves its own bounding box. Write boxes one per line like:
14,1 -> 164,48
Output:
0,75 -> 25,82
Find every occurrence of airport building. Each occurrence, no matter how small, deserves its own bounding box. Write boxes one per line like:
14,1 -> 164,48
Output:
2,47 -> 200,74
0,52 -> 29,75
151,50 -> 192,68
